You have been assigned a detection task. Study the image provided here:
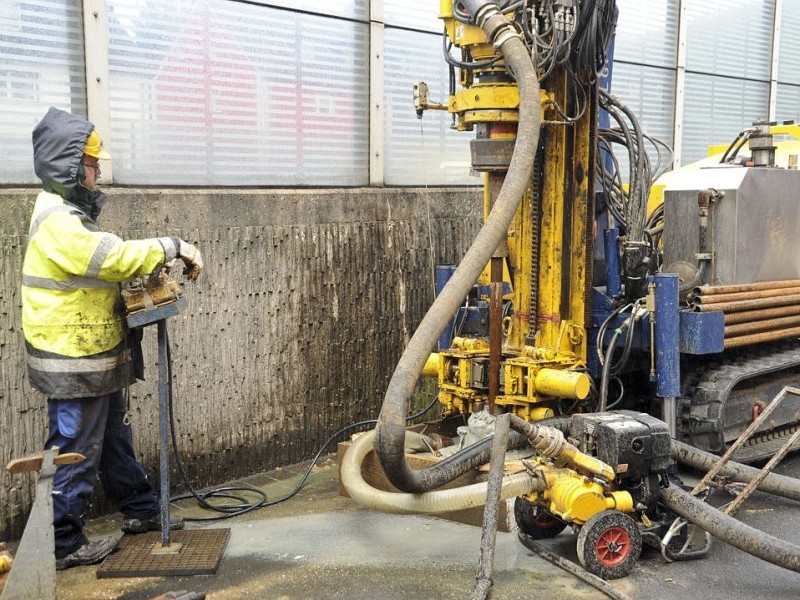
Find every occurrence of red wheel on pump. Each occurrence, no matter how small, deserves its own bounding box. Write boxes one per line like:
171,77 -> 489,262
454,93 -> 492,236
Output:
576,510 -> 641,580
514,497 -> 567,539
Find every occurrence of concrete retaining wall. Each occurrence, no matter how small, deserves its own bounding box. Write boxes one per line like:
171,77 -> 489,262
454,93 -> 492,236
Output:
0,186 -> 481,539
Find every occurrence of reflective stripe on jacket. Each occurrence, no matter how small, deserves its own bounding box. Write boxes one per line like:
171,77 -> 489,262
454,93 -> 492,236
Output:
21,190 -> 168,398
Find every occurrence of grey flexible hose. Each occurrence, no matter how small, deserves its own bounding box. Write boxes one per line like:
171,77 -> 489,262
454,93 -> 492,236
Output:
671,439 -> 800,502
660,484 -> 800,573
374,0 -> 542,493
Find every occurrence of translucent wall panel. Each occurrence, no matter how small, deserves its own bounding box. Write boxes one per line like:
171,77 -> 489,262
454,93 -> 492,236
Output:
778,2 -> 800,86
107,0 -> 369,186
607,62 -> 676,178
384,28 -> 474,186
682,73 -> 769,164
614,0 -> 678,68
254,0 -> 367,20
384,0 -> 442,33
684,0 -> 774,80
775,83 -> 800,122
0,0 -> 87,184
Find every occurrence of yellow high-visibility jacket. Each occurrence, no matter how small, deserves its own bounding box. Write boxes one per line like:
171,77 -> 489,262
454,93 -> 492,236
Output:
21,190 -> 173,398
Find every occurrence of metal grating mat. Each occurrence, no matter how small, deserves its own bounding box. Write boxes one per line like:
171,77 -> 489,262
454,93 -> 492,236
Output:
97,528 -> 230,578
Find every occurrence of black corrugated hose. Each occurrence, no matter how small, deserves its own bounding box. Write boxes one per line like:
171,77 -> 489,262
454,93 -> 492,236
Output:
374,0 -> 542,494
671,439 -> 800,502
660,484 -> 800,573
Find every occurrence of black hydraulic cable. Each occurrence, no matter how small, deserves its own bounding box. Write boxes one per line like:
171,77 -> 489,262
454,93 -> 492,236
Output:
600,95 -> 647,240
375,0 -> 542,494
443,33 -> 502,70
598,329 -> 620,411
660,484 -> 800,573
517,533 -> 634,600
596,136 -> 628,230
595,302 -> 631,365
165,327 -> 443,520
164,328 -> 266,520
606,311 -> 638,380
597,308 -> 640,412
604,377 -> 625,411
720,129 -> 752,164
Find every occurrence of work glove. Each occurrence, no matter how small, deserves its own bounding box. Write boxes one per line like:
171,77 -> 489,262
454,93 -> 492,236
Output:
171,237 -> 203,281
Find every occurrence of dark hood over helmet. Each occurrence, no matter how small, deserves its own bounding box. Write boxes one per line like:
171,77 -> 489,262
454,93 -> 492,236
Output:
32,107 -> 107,219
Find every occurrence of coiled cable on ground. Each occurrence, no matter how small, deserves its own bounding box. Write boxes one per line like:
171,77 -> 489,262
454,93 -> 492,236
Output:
165,324 -> 443,520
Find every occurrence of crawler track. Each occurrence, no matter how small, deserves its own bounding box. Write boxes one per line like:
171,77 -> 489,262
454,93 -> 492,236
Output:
678,340 -> 800,462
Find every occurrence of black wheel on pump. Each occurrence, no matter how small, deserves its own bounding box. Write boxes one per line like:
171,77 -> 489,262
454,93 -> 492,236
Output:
514,497 -> 567,539
576,510 -> 642,580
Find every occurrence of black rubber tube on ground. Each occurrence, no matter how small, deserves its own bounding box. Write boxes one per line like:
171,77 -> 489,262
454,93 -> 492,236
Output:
660,484 -> 800,573
671,439 -> 800,502
374,0 -> 542,493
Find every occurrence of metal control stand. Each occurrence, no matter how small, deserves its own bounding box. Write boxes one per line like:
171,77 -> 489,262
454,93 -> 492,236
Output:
154,317 -> 180,553
98,288 -> 229,578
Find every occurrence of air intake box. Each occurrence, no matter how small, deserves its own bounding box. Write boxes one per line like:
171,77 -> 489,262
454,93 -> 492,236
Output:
569,411 -> 671,480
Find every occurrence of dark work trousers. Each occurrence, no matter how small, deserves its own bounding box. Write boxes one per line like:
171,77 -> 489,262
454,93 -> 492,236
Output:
46,390 -> 158,558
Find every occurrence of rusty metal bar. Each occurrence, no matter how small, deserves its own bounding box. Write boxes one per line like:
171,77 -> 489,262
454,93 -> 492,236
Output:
725,314 -> 800,337
693,279 -> 800,296
696,293 -> 800,313
724,325 -> 800,349
724,304 -> 800,325
693,286 -> 800,305
488,256 -> 503,414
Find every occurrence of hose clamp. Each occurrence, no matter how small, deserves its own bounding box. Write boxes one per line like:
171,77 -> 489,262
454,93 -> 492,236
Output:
473,3 -> 498,28
493,26 -> 522,49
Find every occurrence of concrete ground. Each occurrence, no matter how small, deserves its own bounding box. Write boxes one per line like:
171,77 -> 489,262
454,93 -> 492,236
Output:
6,451 -> 800,600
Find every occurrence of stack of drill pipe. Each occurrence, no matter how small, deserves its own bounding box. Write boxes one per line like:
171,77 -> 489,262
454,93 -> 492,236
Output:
692,280 -> 800,349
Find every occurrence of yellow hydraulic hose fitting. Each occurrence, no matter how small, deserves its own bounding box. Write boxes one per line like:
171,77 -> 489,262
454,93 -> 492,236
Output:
529,406 -> 555,421
534,368 -> 591,400
422,353 -> 440,378
606,490 -> 634,514
560,444 -> 617,483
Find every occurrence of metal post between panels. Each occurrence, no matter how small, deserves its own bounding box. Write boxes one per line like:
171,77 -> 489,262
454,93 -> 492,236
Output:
82,0 -> 114,183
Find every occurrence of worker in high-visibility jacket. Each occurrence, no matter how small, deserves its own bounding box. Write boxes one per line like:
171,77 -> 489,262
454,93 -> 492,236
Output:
22,107 -> 203,570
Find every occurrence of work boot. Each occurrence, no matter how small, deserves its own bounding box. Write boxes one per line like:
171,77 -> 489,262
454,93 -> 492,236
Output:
121,514 -> 185,534
55,536 -> 117,570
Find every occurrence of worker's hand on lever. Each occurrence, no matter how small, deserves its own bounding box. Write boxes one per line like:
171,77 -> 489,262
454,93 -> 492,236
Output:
171,237 -> 203,281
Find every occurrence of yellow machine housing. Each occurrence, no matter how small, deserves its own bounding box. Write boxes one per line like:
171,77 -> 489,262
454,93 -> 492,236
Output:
527,461 -> 633,525
423,3 -> 595,421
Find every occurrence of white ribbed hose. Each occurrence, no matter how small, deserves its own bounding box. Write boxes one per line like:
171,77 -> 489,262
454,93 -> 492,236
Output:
341,430 -> 542,515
